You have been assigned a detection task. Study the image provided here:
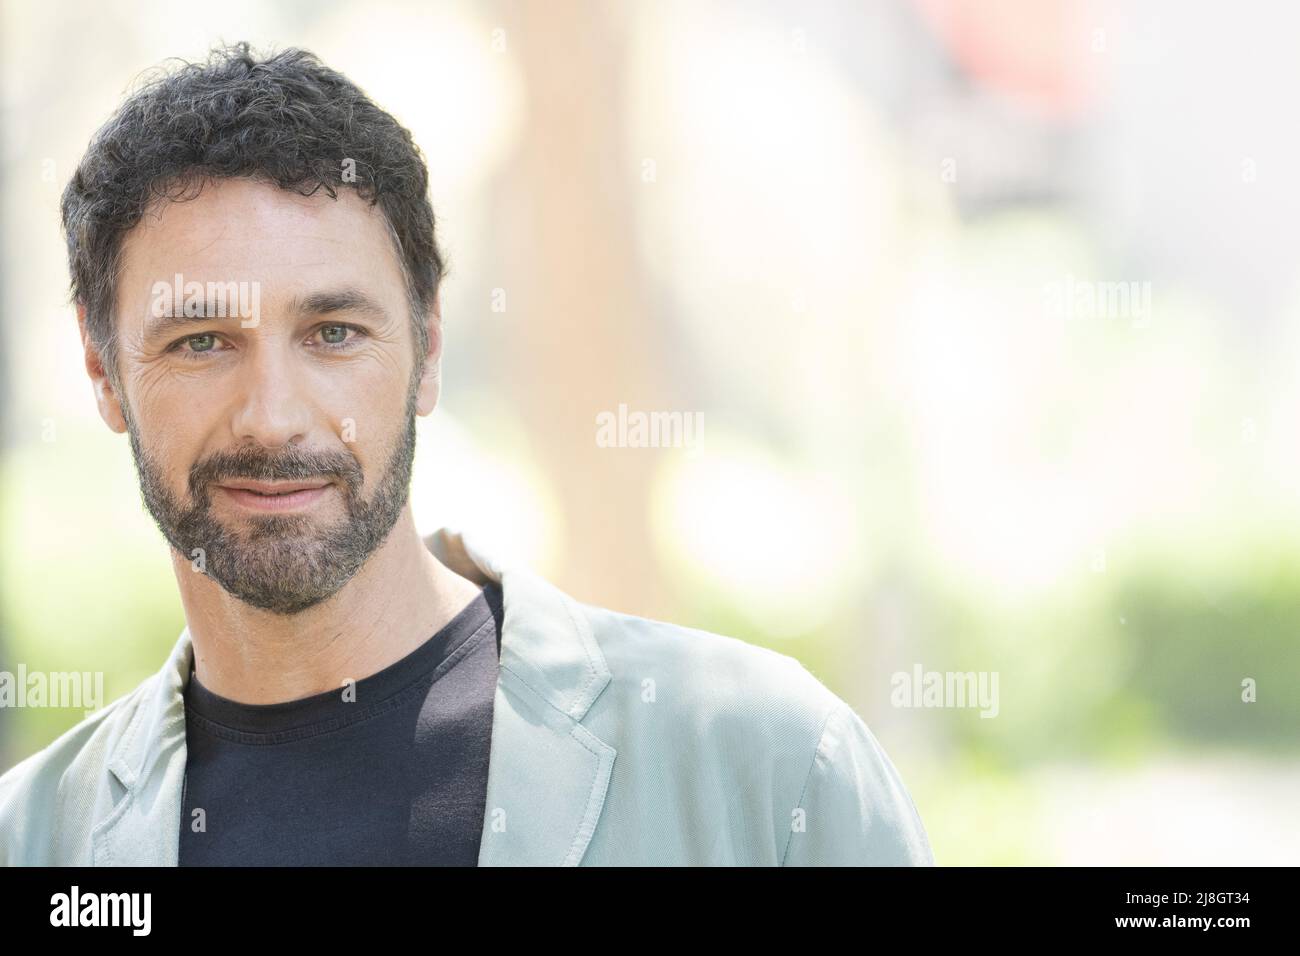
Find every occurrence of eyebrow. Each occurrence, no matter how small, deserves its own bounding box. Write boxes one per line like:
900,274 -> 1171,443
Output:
142,285 -> 390,341
290,288 -> 390,321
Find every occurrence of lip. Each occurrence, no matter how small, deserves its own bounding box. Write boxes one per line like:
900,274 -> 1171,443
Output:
216,480 -> 333,512
219,478 -> 331,494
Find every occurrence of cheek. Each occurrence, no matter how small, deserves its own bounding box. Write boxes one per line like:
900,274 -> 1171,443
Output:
331,389 -> 412,487
157,432 -> 210,498
326,370 -> 411,437
128,362 -> 179,417
126,400 -> 213,493
126,360 -> 219,448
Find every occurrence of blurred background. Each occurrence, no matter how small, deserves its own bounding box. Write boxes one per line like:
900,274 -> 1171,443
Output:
1,0 -> 1297,864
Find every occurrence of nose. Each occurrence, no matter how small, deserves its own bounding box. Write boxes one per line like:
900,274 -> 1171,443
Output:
229,341 -> 316,449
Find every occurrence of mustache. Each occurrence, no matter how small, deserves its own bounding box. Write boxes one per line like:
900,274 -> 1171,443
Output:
188,447 -> 364,495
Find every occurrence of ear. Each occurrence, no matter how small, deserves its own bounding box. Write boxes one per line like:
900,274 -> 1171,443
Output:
77,301 -> 128,434
414,289 -> 444,417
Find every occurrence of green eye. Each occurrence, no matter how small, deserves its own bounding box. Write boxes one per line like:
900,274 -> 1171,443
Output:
320,325 -> 348,344
187,334 -> 217,352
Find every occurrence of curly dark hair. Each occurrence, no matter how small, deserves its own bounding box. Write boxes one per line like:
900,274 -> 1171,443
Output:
61,41 -> 445,391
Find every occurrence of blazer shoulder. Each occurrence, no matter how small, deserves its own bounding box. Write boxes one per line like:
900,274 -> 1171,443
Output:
571,601 -> 934,864
0,672 -> 158,864
781,696 -> 936,865
578,601 -> 846,744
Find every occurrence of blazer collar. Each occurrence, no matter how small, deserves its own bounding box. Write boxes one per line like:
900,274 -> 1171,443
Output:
98,526 -> 616,866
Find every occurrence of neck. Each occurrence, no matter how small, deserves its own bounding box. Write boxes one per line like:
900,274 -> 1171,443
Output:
173,508 -> 484,704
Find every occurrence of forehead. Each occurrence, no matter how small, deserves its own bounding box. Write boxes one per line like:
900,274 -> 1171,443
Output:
116,177 -> 406,315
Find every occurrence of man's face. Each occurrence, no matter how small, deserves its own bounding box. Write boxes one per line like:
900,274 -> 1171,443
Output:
101,177 -> 436,615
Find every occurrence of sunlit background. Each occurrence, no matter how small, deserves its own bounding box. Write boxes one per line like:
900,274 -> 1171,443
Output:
2,0 -> 1297,864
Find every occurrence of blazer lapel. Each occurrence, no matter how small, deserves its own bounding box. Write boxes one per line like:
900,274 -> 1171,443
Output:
475,666 -> 616,865
93,626 -> 192,866
427,528 -> 617,866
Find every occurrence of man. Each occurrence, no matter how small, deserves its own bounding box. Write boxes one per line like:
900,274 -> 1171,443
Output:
0,43 -> 934,866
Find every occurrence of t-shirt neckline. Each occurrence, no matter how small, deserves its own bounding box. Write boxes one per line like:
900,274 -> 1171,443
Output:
183,580 -> 501,737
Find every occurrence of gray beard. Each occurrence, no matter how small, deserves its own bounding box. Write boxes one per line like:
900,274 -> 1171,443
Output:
122,386 -> 419,617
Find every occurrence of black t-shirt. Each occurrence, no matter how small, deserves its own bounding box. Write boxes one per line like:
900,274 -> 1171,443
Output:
178,581 -> 503,866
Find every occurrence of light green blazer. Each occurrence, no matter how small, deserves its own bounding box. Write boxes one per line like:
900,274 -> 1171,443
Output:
0,527 -> 934,866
